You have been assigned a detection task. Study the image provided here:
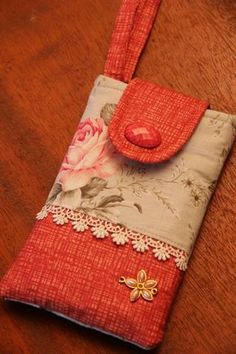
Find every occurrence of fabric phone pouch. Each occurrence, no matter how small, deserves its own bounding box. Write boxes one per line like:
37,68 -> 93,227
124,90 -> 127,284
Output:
0,0 -> 235,350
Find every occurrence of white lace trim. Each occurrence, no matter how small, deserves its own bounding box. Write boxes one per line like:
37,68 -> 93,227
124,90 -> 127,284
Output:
36,204 -> 188,271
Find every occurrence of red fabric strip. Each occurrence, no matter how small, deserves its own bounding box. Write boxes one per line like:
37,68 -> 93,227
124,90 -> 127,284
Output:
0,215 -> 182,349
104,0 -> 162,82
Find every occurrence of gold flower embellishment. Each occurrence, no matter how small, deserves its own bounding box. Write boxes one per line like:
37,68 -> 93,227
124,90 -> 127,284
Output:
119,269 -> 158,302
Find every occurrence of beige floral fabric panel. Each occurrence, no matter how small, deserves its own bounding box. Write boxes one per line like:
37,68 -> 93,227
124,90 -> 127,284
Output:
47,75 -> 236,255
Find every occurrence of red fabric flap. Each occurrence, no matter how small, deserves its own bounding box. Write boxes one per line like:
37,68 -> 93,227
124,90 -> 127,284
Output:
108,79 -> 208,163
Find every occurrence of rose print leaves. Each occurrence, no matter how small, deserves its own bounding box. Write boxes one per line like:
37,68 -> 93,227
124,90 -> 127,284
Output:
133,203 -> 142,213
52,189 -> 82,209
47,183 -> 62,203
81,177 -> 107,198
60,170 -> 93,191
78,177 -> 126,219
97,195 -> 124,208
100,103 -> 117,125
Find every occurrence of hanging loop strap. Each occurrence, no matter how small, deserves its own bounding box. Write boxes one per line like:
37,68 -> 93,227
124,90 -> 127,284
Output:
104,0 -> 162,83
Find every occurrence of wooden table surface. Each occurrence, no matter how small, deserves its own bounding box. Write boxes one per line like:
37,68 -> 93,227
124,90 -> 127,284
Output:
0,1 -> 235,353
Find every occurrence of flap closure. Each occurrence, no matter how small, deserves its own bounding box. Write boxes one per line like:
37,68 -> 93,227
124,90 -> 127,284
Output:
108,78 -> 208,163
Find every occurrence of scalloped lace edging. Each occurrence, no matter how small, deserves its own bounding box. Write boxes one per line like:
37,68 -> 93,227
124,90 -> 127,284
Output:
36,204 -> 188,271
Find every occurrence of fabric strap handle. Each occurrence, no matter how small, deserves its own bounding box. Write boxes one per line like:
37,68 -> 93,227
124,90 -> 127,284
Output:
104,0 -> 162,83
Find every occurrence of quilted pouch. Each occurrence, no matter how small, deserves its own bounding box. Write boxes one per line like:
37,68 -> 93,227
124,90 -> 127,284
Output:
0,0 -> 235,349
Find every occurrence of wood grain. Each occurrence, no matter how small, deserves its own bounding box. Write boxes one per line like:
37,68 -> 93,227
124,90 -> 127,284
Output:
0,1 -> 235,353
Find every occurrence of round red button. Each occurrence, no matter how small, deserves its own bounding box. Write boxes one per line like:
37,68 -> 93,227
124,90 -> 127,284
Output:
124,123 -> 162,148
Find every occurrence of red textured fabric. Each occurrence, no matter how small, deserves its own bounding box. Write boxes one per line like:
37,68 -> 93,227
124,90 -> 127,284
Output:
104,0 -> 162,82
0,215 -> 182,349
109,78 -> 208,163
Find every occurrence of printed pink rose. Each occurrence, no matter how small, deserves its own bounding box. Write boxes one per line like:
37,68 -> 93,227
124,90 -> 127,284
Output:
58,118 -> 119,193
